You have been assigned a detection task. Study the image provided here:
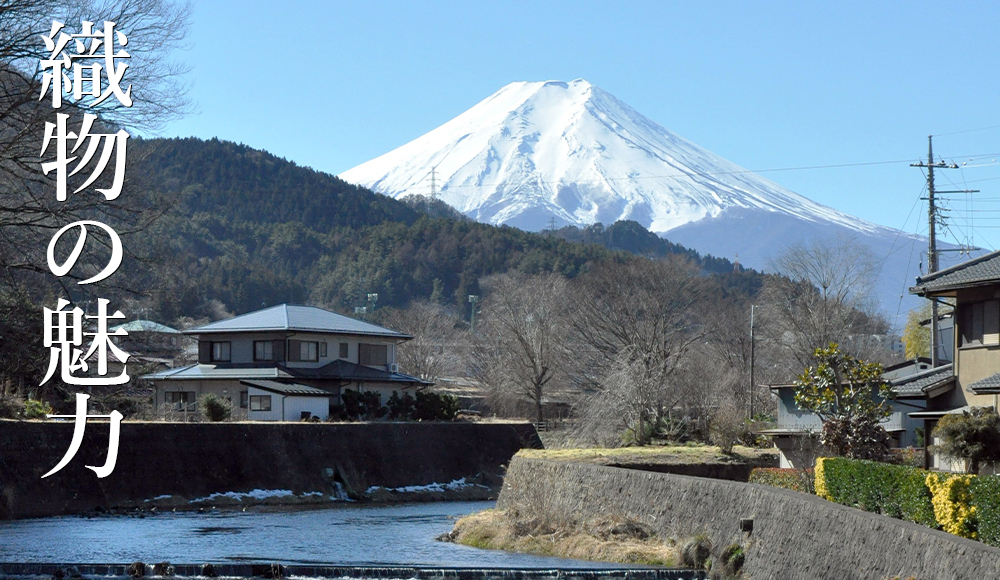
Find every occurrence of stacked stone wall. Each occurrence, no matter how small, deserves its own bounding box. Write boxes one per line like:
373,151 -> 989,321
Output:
0,421 -> 540,519
499,456 -> 1000,580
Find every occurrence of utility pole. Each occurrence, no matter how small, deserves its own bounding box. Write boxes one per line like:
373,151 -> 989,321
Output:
749,304 -> 756,421
911,136 -> 958,367
430,166 -> 437,198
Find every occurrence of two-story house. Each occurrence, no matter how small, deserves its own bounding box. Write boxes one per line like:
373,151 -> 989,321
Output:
910,249 -> 1000,472
144,304 -> 432,421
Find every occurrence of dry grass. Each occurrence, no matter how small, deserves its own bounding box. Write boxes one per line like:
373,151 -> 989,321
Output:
448,508 -> 678,566
518,444 -> 775,466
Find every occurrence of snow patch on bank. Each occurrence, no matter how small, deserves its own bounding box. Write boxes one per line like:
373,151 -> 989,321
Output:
187,489 -> 334,504
366,477 -> 489,494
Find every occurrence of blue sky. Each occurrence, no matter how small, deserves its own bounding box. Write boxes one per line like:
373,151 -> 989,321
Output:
162,0 -> 1000,250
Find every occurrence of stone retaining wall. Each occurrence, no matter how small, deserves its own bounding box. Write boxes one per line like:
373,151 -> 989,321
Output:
0,421 -> 540,519
498,456 -> 1000,580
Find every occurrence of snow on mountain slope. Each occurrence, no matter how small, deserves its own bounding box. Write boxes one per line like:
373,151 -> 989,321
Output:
340,79 -> 932,320
341,79 -> 881,234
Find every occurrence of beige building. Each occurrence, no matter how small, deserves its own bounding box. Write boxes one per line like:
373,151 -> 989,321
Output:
144,304 -> 431,420
910,249 -> 1000,471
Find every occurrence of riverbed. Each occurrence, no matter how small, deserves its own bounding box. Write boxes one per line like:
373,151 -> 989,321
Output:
0,501 -> 619,568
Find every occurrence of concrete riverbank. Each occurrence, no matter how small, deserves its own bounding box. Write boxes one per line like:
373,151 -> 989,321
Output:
495,456 -> 1000,580
0,420 -> 540,520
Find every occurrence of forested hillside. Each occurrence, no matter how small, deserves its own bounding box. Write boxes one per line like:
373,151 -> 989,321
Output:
128,137 -> 766,321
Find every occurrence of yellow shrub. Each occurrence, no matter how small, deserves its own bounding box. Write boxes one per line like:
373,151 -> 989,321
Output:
814,457 -> 831,500
926,473 -> 977,539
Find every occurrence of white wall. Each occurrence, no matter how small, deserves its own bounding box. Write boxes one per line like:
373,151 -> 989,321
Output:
282,395 -> 329,421
246,386 -> 329,421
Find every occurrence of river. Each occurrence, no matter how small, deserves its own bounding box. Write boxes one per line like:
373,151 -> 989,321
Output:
0,501 -> 622,568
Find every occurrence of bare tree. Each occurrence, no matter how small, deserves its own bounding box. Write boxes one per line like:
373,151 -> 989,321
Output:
379,301 -> 461,382
0,1 -> 192,398
570,257 -> 707,444
472,272 -> 570,424
762,237 -> 893,369
0,0 -> 192,287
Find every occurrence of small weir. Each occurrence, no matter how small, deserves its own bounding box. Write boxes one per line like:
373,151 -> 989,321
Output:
0,563 -> 704,580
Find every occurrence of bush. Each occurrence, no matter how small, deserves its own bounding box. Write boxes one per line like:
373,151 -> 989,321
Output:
414,390 -> 459,421
933,407 -> 1000,474
926,473 -> 977,539
387,391 -> 416,420
679,534 -> 711,569
0,391 -> 25,418
708,405 -> 746,454
23,398 -> 52,419
718,543 -> 745,577
971,475 -> 1000,547
341,389 -> 387,420
749,467 -> 814,494
198,394 -> 231,422
814,457 -> 937,527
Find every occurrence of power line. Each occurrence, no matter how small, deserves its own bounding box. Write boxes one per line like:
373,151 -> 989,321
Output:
410,151 -> 1000,193
933,124 -> 1000,138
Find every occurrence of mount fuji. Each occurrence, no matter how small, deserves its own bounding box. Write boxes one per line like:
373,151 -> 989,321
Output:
340,79 -> 934,320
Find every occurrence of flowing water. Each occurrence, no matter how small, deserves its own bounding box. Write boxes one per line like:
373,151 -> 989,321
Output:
0,501 -> 623,568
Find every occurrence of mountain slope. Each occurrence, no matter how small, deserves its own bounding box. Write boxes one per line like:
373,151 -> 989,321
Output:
340,79 -> 932,317
127,138 -> 767,321
340,79 -> 881,234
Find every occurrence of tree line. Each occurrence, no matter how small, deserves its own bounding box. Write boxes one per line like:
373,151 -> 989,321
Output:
380,237 -> 899,448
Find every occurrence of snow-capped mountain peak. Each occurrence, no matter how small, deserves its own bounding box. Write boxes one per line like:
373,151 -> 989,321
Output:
341,79 -> 930,317
340,79 -> 880,235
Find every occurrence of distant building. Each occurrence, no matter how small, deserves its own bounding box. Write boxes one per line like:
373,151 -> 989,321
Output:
144,304 -> 431,421
761,358 -> 948,469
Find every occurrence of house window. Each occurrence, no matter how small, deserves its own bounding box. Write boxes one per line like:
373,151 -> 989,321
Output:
319,341 -> 328,358
165,391 -> 195,411
240,391 -> 248,408
250,395 -> 272,411
300,341 -> 318,361
961,300 -> 1000,347
359,343 -> 388,366
254,341 -> 273,361
339,342 -> 349,359
211,341 -> 231,362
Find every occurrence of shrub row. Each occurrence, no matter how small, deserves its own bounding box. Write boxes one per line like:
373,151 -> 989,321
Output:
814,457 -> 937,527
972,475 -> 1000,547
814,457 -> 1000,547
927,473 -> 977,539
330,389 -> 459,421
748,467 -> 814,494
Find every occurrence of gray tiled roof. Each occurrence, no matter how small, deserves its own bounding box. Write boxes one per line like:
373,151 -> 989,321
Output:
111,320 -> 181,334
291,359 -> 433,385
185,304 -> 410,338
969,372 -> 1000,394
890,364 -> 953,396
240,379 -> 331,397
143,360 -> 432,386
911,249 -> 1000,295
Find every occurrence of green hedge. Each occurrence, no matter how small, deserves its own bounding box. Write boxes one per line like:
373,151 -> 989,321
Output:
748,467 -> 814,494
972,475 -> 1000,547
816,457 -> 937,528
